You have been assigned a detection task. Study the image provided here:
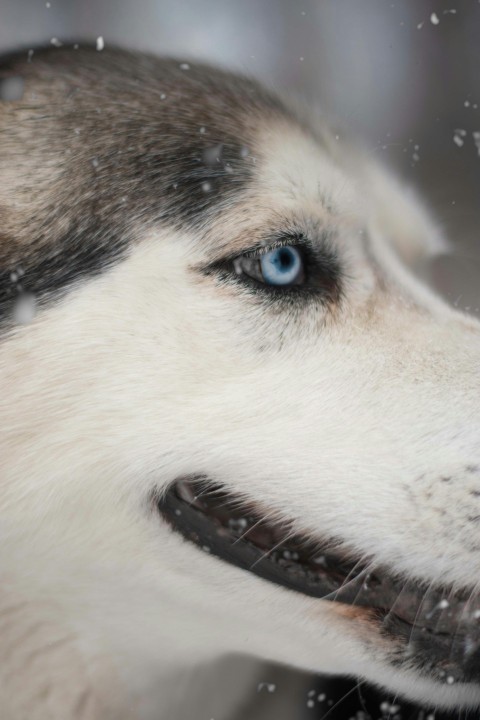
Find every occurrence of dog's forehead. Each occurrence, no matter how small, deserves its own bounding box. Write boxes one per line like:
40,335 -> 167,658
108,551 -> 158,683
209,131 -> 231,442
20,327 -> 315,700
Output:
0,46 -> 312,325
0,46 -> 288,226
256,123 -> 360,216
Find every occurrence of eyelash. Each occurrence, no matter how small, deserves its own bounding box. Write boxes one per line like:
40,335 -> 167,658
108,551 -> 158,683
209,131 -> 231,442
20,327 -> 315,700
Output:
240,237 -> 305,260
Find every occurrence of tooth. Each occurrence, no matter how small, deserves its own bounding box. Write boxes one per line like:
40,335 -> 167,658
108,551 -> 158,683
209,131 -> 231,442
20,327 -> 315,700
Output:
175,479 -> 196,503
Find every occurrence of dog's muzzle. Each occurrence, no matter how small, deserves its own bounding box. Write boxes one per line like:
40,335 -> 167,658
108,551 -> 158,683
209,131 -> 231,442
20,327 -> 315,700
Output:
158,477 -> 480,686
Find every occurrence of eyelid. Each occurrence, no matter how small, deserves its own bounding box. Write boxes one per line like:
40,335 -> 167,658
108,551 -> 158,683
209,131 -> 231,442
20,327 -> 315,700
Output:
237,236 -> 308,260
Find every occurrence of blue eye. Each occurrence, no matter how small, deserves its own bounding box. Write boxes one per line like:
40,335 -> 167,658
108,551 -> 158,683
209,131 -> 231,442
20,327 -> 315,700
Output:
231,244 -> 306,289
260,246 -> 303,286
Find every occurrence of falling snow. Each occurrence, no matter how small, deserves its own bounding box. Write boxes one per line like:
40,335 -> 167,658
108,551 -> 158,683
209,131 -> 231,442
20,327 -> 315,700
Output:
453,128 -> 467,147
202,144 -> 223,166
0,76 -> 24,101
12,293 -> 37,324
257,682 -> 276,693
473,131 -> 480,156
380,700 -> 401,714
430,13 -> 440,24
96,36 -> 105,51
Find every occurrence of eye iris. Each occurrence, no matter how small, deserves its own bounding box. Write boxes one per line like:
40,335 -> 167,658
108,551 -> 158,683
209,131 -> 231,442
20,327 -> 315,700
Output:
260,246 -> 302,286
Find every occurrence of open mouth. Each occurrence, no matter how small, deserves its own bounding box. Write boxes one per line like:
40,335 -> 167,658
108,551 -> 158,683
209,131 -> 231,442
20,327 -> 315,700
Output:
158,477 -> 480,684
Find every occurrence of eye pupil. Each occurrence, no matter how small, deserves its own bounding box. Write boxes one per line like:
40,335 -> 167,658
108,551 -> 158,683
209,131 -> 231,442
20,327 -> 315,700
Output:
279,249 -> 294,268
260,246 -> 303,286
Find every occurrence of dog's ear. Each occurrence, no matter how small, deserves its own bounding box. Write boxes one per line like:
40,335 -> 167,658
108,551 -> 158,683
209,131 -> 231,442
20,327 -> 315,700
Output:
359,158 -> 449,268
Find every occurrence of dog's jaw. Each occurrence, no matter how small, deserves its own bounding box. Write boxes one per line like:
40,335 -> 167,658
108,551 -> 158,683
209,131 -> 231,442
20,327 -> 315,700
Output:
159,477 -> 480,693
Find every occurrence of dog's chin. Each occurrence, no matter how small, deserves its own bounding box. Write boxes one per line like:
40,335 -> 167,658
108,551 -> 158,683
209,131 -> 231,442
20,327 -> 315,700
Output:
157,477 -> 480,697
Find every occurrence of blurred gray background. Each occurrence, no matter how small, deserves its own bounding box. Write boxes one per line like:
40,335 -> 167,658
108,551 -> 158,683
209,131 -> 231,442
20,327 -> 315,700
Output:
1,1 -> 479,718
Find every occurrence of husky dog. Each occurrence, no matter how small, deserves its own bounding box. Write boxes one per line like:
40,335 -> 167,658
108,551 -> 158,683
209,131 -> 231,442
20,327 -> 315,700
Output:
1,44 -> 480,720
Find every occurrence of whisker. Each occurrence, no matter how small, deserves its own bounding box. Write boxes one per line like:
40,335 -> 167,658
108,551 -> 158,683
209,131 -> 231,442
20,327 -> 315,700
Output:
386,691 -> 399,720
249,529 -> 296,569
232,515 -> 272,545
330,556 -> 371,601
380,574 -> 416,630
405,581 -> 434,653
319,558 -> 374,604
318,680 -> 365,720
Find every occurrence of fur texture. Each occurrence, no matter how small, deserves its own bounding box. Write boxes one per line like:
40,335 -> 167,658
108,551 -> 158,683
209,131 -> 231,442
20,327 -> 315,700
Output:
1,45 -> 479,719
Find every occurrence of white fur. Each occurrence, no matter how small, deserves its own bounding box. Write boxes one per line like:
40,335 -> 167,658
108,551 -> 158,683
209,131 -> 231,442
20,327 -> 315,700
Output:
1,116 -> 480,719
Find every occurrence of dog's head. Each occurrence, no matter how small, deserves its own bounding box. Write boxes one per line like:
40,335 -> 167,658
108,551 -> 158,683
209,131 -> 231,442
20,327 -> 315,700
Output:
1,45 -> 480,713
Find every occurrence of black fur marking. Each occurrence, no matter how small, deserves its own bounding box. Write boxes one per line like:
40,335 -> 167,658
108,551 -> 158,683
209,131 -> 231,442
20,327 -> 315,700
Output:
0,44 -> 297,327
0,225 -> 129,328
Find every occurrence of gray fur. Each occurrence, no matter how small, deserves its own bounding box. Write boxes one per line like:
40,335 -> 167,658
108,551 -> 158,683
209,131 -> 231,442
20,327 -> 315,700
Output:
0,44 -> 297,326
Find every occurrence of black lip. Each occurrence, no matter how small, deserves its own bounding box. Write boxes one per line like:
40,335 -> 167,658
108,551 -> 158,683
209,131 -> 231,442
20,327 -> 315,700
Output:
157,477 -> 480,685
